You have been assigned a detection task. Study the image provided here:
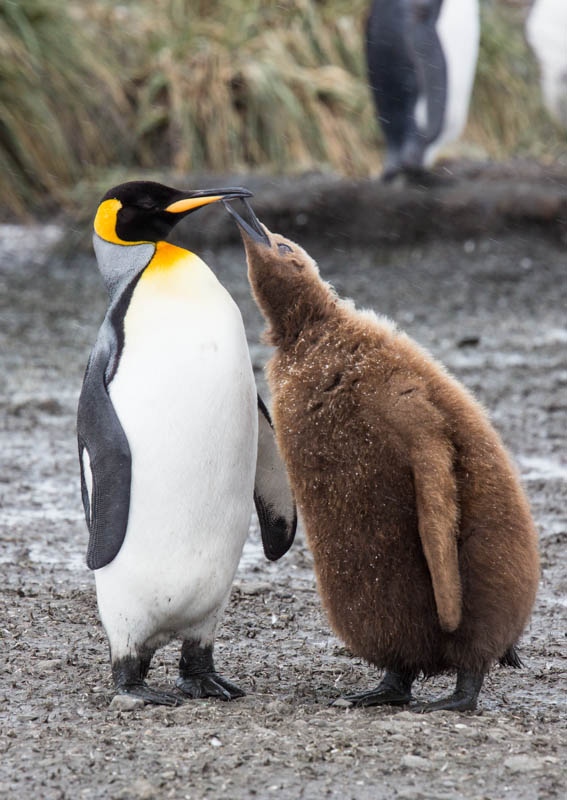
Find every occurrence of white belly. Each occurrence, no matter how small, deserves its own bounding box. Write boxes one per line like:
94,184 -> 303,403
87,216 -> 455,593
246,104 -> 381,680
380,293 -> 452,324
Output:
94,251 -> 257,653
421,0 -> 480,165
527,0 -> 567,128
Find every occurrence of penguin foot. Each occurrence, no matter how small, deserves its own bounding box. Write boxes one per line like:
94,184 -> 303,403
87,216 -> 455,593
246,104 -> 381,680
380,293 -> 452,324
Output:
177,639 -> 245,701
411,693 -> 477,713
117,684 -> 182,707
333,669 -> 414,708
176,673 -> 245,701
411,670 -> 484,713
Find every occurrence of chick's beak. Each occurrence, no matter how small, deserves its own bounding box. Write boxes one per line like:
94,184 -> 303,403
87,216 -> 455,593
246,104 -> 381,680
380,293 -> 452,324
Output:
165,187 -> 253,214
222,198 -> 271,246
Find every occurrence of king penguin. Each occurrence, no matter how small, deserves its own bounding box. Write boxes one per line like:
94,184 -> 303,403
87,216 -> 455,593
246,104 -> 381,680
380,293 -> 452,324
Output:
77,181 -> 296,706
366,0 -> 480,179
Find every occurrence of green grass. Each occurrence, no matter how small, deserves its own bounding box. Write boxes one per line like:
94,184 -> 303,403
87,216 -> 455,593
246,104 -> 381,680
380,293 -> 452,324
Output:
0,0 -> 563,218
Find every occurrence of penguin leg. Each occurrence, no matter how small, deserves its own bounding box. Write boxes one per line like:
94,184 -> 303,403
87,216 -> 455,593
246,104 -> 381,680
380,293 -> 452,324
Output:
333,669 -> 415,708
412,670 -> 484,713
111,651 -> 182,707
176,640 -> 245,701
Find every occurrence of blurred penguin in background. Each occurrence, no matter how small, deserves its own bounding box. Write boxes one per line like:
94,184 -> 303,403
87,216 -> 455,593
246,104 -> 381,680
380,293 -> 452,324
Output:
526,0 -> 567,129
366,0 -> 480,180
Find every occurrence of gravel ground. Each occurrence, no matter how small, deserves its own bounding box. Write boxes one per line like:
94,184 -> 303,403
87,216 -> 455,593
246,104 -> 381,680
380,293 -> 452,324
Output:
0,178 -> 566,799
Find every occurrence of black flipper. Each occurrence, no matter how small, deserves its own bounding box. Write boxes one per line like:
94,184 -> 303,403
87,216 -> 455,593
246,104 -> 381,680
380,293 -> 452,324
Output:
77,275 -> 143,570
254,396 -> 297,560
402,0 -> 447,168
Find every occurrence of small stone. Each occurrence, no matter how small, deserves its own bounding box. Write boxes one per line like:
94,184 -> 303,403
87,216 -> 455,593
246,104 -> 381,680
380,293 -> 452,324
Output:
36,659 -> 61,672
110,694 -> 145,711
503,755 -> 545,773
210,736 -> 222,748
401,754 -> 432,770
130,778 -> 158,799
236,581 -> 271,596
331,698 -> 353,708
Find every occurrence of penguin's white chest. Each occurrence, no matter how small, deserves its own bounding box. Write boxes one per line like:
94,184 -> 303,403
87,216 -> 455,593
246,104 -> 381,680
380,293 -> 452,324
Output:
420,0 -> 480,164
95,245 -> 257,642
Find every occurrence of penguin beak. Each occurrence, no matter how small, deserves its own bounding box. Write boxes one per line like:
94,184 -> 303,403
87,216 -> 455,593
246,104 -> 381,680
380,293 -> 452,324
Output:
222,198 -> 271,247
165,187 -> 253,215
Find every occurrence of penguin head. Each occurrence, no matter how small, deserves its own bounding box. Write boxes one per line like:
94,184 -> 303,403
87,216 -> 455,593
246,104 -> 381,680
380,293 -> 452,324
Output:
94,180 -> 253,245
224,198 -> 334,346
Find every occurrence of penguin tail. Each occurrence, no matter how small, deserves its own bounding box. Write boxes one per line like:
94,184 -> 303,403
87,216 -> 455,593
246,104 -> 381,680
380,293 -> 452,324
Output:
499,646 -> 523,669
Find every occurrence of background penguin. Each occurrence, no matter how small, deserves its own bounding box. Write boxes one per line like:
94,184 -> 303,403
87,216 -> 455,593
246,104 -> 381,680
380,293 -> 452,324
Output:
366,0 -> 480,179
223,198 -> 539,712
77,181 -> 296,706
526,0 -> 567,129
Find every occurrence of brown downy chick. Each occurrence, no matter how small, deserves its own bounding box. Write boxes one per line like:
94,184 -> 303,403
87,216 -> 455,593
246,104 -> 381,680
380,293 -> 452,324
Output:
224,200 -> 539,712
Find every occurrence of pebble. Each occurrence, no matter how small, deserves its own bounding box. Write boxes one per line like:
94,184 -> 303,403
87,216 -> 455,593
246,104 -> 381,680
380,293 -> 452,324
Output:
110,694 -> 145,711
331,698 -> 353,708
401,754 -> 432,770
503,755 -> 545,773
36,659 -> 61,672
236,581 -> 272,596
124,778 -> 158,799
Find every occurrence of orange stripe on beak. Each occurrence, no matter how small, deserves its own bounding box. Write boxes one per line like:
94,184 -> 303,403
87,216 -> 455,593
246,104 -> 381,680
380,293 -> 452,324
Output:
165,195 -> 223,214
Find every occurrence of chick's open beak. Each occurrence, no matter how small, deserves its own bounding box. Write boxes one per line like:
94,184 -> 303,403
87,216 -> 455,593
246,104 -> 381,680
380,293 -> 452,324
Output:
166,187 -> 253,214
222,198 -> 271,246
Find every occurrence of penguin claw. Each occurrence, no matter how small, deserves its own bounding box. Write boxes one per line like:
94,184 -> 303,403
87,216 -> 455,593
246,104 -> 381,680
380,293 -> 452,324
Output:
176,673 -> 245,701
117,684 -> 183,707
334,688 -> 412,708
410,694 -> 478,713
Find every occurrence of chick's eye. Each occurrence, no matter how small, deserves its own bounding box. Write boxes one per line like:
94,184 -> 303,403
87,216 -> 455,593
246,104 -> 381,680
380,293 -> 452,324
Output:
278,243 -> 293,255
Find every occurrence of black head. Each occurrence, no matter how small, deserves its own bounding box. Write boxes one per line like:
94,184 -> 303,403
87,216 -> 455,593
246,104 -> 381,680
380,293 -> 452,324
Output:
94,180 -> 252,244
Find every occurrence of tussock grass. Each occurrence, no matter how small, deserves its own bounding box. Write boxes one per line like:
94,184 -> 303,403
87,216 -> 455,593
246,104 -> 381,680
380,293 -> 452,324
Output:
125,0 -> 379,175
0,0 -> 130,216
466,0 -> 564,162
0,0 -> 563,218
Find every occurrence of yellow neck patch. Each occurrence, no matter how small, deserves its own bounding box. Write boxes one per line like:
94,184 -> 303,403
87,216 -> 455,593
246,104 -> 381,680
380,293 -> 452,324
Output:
93,198 -> 151,245
138,241 -> 217,297
143,241 -> 195,274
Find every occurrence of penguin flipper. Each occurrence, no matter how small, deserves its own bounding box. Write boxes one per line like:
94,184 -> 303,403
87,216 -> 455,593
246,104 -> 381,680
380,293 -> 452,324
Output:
254,396 -> 297,561
404,0 -> 447,163
410,427 -> 461,634
77,333 -> 132,571
384,381 -> 461,632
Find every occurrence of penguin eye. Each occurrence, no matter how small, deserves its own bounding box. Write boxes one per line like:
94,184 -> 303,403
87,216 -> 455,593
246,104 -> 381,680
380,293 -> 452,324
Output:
278,243 -> 293,255
136,199 -> 156,211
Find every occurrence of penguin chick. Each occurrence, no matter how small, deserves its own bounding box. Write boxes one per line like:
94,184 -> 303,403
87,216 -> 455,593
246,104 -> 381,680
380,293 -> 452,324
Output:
224,199 -> 539,712
78,182 -> 296,706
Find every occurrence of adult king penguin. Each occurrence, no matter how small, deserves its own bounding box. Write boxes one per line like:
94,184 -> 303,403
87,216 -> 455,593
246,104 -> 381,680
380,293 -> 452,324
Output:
366,0 -> 480,179
77,181 -> 296,706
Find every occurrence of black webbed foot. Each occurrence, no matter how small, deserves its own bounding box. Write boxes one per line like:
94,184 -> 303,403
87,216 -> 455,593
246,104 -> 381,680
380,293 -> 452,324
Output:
177,639 -> 245,701
112,653 -> 182,706
412,670 -> 484,713
333,669 -> 415,708
176,673 -> 245,701
117,684 -> 182,707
